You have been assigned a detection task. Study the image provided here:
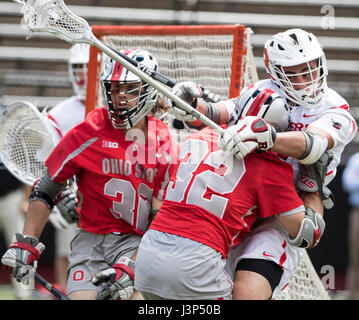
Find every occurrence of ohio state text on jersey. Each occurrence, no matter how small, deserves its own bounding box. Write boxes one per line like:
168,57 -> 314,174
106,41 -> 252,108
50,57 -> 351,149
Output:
46,107 -> 178,235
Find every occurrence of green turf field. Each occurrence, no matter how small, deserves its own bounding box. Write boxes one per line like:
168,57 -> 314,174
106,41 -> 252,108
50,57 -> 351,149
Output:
0,285 -> 16,300
0,284 -> 55,300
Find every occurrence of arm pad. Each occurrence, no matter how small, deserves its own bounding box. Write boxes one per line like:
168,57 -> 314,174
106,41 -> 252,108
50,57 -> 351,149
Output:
298,130 -> 328,165
29,168 -> 67,209
288,207 -> 325,249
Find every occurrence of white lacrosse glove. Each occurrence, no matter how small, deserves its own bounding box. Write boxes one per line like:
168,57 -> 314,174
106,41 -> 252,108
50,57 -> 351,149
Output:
218,116 -> 277,160
55,187 -> 79,224
169,81 -> 203,122
1,233 -> 45,284
91,256 -> 135,300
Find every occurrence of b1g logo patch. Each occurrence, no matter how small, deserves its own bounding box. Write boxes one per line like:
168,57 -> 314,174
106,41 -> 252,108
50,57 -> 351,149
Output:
102,140 -> 119,148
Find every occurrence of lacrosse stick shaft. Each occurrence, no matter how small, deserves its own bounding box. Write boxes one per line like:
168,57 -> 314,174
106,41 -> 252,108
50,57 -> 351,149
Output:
35,272 -> 70,300
95,39 -> 224,135
105,44 -> 176,87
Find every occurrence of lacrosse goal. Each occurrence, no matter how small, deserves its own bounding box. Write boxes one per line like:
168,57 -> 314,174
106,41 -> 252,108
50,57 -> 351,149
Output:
85,24 -> 330,300
85,24 -> 257,113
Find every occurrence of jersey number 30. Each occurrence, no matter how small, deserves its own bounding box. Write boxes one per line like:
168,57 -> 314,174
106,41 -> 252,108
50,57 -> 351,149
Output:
104,179 -> 153,232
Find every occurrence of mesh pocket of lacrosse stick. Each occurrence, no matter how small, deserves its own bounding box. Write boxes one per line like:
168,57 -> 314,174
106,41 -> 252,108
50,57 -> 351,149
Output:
0,101 -> 59,186
21,0 -> 94,44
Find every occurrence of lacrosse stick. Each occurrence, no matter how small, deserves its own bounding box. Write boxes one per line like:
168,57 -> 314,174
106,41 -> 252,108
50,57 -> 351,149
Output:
15,0 -> 225,135
0,101 -> 74,229
0,101 -> 59,186
0,101 -> 71,299
35,272 -> 70,300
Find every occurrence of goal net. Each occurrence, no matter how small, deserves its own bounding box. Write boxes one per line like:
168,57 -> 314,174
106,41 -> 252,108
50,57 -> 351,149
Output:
276,250 -> 330,300
85,24 -> 257,114
85,24 -> 330,300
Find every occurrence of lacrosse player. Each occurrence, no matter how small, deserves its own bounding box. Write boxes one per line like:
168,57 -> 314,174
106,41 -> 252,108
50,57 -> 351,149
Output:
168,28 -> 357,299
134,88 -> 326,300
1,49 -> 178,300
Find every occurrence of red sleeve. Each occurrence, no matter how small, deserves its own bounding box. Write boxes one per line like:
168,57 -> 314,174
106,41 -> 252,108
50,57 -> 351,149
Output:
152,122 -> 180,200
257,158 -> 303,217
45,123 -> 95,182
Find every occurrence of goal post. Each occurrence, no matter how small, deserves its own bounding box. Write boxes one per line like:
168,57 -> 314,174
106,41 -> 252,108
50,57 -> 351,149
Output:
85,24 -> 258,114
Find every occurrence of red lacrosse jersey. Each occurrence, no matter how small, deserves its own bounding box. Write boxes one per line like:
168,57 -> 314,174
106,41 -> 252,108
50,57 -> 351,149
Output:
45,107 -> 178,235
150,126 -> 304,258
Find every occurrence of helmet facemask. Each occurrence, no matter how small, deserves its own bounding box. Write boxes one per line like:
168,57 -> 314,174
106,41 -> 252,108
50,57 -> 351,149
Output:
264,29 -> 328,109
272,56 -> 327,109
101,79 -> 156,130
100,49 -> 159,130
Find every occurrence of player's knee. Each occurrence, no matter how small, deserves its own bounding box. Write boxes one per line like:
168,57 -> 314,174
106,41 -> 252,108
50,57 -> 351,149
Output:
233,270 -> 272,300
233,259 -> 283,300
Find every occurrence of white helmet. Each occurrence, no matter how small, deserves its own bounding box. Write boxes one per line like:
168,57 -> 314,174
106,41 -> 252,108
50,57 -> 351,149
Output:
68,43 -> 90,100
229,86 -> 289,132
264,29 -> 328,109
100,49 -> 158,129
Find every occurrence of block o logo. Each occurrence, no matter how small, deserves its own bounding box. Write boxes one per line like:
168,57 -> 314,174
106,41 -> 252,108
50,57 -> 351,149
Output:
73,270 -> 85,281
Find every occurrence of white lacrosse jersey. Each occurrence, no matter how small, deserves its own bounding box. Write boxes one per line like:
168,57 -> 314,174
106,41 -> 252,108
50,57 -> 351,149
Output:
48,96 -> 86,138
225,79 -> 358,188
223,80 -> 357,299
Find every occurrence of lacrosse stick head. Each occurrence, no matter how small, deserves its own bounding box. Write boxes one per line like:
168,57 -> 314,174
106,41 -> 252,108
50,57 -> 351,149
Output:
20,0 -> 95,44
0,101 -> 59,186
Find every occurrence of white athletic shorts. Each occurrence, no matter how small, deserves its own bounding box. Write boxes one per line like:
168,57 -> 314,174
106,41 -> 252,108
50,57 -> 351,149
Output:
225,216 -> 304,299
134,229 -> 233,300
66,229 -> 141,295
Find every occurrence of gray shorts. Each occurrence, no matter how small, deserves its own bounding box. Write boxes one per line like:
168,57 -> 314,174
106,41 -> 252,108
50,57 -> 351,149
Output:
66,228 -> 141,295
134,229 -> 233,300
